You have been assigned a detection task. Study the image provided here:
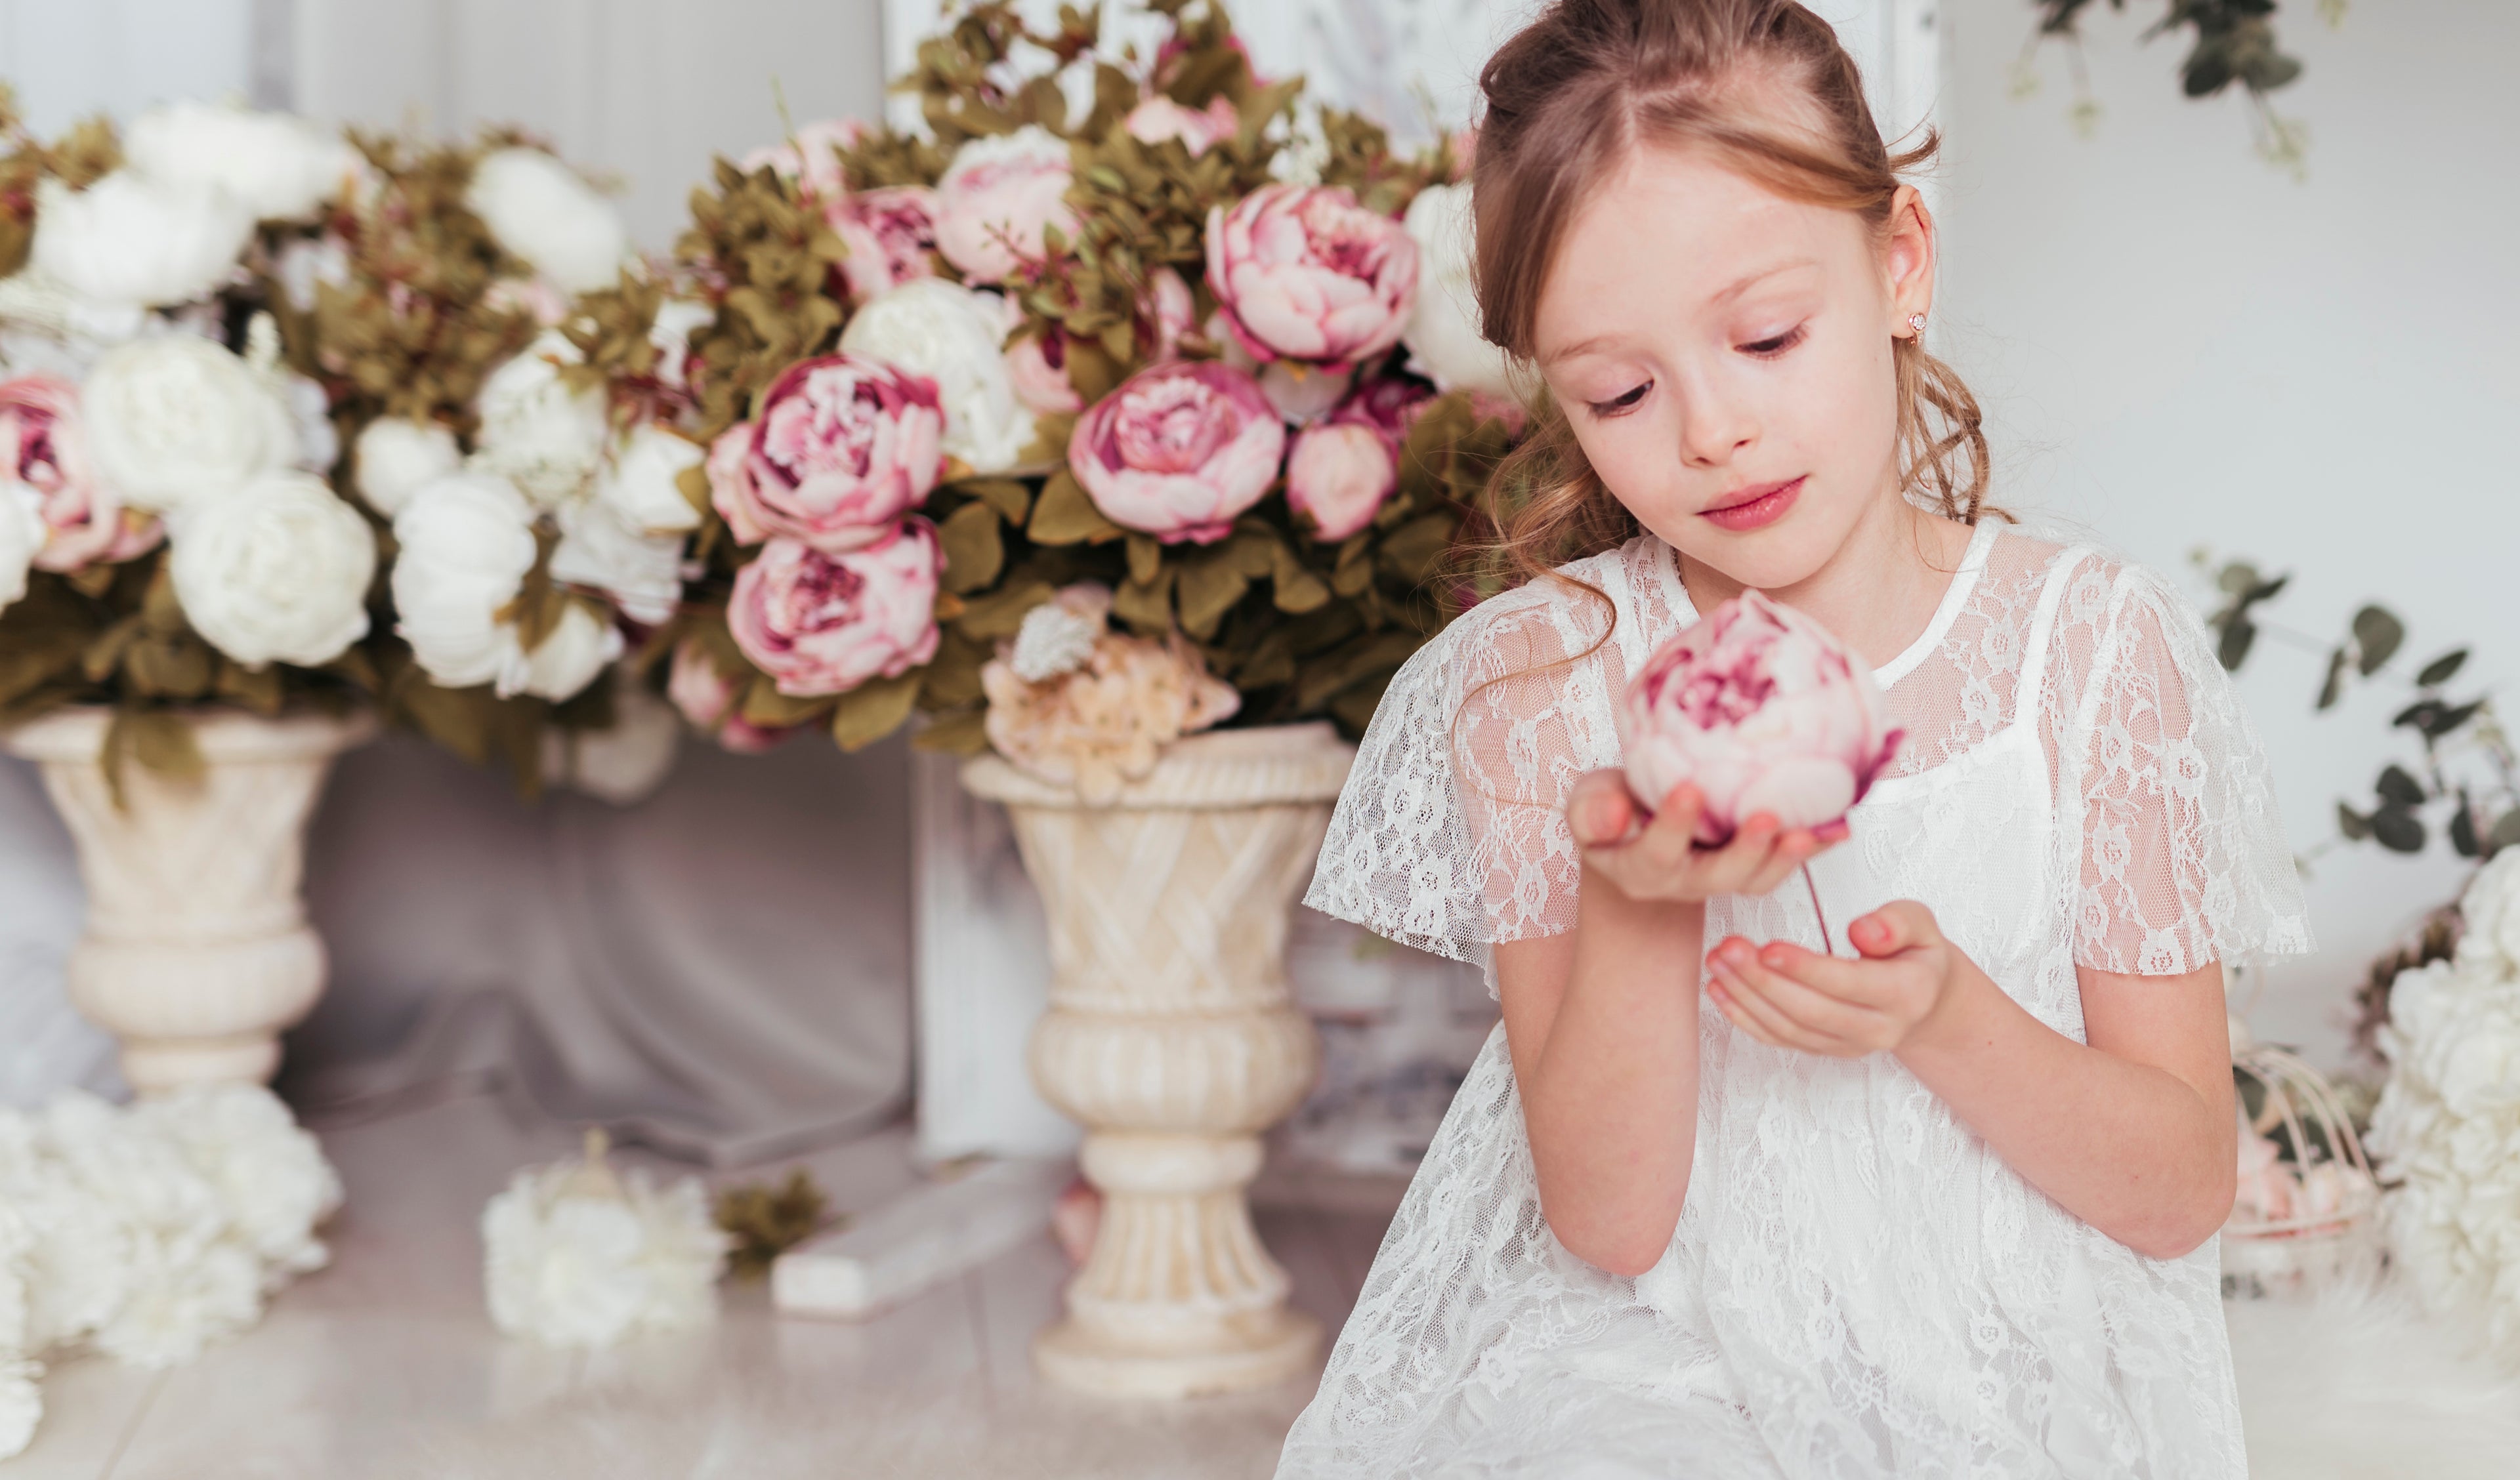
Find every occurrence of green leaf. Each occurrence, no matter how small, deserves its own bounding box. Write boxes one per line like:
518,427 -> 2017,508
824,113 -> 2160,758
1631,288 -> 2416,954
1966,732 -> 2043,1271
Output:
2374,764 -> 2425,808
959,478 -> 1033,524
2217,615 -> 2257,672
1175,553 -> 1250,640
2415,649 -> 2469,688
1028,468 -> 1124,545
2371,804 -> 2425,855
2352,605 -> 2403,675
831,672 -> 921,750
2336,801 -> 2372,842
953,580 -> 1057,641
938,501 -> 1005,594
2216,562 -> 2263,596
2452,803 -> 2480,858
2314,647 -> 2346,710
1125,533 -> 1164,588
1269,539 -> 1332,613
910,707 -> 990,755
740,678 -> 833,728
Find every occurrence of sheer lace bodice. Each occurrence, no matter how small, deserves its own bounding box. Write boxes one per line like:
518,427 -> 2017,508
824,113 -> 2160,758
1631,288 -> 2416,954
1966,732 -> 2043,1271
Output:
1281,524 -> 2310,1479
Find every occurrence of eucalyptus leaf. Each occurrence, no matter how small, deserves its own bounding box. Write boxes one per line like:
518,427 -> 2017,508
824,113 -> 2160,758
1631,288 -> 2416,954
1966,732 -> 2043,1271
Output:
2415,649 -> 2469,688
2374,764 -> 2425,808
2352,605 -> 2404,675
2336,802 -> 2372,842
2217,615 -> 2256,672
2451,803 -> 2480,859
2314,647 -> 2345,710
2371,804 -> 2425,855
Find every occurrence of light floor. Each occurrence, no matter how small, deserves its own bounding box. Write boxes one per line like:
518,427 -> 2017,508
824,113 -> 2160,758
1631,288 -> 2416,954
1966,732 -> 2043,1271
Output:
5,1084 -> 1398,1480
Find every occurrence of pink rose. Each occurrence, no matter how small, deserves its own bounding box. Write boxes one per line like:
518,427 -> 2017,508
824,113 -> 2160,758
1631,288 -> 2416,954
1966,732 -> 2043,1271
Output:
727,521 -> 942,697
1125,95 -> 1240,154
1068,360 -> 1285,546
1284,376 -> 1430,541
1005,329 -> 1083,415
1205,183 -> 1419,367
0,375 -> 161,573
707,354 -> 944,553
831,185 -> 940,301
934,125 -> 1077,286
667,637 -> 794,752
740,117 -> 866,201
1143,266 -> 1196,361
1617,590 -> 1903,844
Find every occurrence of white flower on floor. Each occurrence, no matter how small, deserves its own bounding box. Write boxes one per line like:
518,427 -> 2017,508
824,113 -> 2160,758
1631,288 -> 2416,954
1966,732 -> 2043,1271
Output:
2370,849 -> 2520,1363
135,1085 -> 343,1281
482,1130 -> 727,1348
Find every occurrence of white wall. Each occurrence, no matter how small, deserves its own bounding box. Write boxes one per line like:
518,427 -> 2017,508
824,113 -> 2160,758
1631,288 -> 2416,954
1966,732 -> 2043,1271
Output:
1935,0 -> 2520,1066
0,0 -> 260,133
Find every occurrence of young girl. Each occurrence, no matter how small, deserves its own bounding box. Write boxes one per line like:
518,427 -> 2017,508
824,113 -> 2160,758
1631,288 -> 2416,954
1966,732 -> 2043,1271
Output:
1276,2 -> 2309,1475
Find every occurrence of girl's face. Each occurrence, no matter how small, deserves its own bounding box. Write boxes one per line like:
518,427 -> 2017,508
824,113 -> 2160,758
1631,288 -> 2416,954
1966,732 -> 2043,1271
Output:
1531,141 -> 1935,592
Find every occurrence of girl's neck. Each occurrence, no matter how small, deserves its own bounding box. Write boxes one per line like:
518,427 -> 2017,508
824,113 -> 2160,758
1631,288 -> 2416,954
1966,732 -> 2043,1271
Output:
1676,495 -> 1975,670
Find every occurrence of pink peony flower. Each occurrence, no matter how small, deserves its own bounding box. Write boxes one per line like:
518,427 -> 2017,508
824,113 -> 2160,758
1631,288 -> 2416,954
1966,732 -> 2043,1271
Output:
666,637 -> 796,753
740,117 -> 866,201
0,375 -> 161,573
1005,330 -> 1083,415
1205,183 -> 1419,367
707,354 -> 944,553
1616,589 -> 1903,844
727,521 -> 943,697
934,126 -> 1077,285
831,185 -> 940,301
1142,266 -> 1196,361
1125,95 -> 1241,154
1283,375 -> 1431,542
1068,360 -> 1285,545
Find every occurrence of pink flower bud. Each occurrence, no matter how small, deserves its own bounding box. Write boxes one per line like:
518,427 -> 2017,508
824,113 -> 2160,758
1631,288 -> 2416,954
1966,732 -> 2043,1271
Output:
1142,266 -> 1196,361
830,185 -> 940,302
1124,95 -> 1241,155
726,520 -> 942,697
707,353 -> 944,554
1205,183 -> 1419,367
934,126 -> 1078,286
1067,360 -> 1285,545
666,637 -> 793,752
1284,375 -> 1429,541
1617,590 -> 1903,844
0,375 -> 161,573
1005,329 -> 1083,415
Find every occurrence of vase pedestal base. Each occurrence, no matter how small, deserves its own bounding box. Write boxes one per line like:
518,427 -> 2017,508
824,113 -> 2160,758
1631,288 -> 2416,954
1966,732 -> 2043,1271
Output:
1033,1306 -> 1322,1399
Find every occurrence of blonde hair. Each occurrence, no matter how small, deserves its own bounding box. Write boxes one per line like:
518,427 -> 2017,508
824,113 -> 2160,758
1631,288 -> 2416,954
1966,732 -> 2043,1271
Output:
1461,0 -> 1992,599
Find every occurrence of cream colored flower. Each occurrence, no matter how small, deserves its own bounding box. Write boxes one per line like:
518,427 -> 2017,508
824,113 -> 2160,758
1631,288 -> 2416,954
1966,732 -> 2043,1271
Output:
982,604 -> 1240,804
167,470 -> 375,668
467,148 -> 631,296
481,1134 -> 726,1348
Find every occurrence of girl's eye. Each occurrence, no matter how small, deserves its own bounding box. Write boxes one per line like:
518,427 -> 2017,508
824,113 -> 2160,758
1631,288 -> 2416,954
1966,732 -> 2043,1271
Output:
1738,325 -> 1807,358
1586,382 -> 1650,419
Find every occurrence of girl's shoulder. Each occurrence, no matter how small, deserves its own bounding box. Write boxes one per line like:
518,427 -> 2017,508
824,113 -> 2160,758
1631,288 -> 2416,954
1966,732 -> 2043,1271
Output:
1429,534 -> 1669,690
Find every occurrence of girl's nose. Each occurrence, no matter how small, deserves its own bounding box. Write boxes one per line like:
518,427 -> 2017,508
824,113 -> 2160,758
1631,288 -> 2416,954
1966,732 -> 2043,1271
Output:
1676,399 -> 1757,468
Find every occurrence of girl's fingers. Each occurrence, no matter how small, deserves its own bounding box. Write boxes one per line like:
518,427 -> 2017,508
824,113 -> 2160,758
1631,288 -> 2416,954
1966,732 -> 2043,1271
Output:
1848,900 -> 1939,958
1739,829 -> 1822,897
1713,940 -> 1880,1044
1568,771 -> 1641,847
1755,939 -> 1906,1013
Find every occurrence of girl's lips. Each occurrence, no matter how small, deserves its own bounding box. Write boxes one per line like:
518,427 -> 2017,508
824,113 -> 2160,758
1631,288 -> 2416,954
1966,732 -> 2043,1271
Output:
1700,475 -> 1805,532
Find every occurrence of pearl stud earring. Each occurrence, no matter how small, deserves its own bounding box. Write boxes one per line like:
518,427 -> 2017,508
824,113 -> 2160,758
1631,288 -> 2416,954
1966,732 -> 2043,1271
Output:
1907,312 -> 1927,338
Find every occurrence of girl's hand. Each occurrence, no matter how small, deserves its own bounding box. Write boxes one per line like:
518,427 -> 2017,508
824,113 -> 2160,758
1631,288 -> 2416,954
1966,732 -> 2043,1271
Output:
1568,771 -> 1847,906
1703,900 -> 1970,1057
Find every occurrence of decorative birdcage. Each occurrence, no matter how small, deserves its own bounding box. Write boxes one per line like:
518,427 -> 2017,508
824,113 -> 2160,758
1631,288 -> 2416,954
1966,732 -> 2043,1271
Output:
2220,1012 -> 2385,1298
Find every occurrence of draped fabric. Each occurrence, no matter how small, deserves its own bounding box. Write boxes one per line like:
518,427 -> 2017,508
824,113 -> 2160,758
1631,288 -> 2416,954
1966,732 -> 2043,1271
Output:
1280,523 -> 2311,1478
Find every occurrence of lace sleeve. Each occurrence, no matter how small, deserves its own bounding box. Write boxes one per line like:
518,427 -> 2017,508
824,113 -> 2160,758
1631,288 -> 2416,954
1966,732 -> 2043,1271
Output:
2063,562 -> 2313,975
1305,577 -> 1626,966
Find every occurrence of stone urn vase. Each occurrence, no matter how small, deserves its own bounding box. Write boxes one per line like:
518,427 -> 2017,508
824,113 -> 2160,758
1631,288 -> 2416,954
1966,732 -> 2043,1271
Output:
962,720 -> 1353,1399
3,706 -> 376,1092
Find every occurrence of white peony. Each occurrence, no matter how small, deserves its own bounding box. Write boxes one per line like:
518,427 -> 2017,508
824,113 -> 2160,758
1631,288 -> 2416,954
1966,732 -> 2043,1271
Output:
838,278 -> 1037,472
132,1086 -> 342,1281
495,602 -> 623,703
595,424 -> 705,535
123,102 -> 357,222
353,417 -> 463,518
391,472 -> 541,689
81,333 -> 298,513
2369,855 -> 2520,1361
648,298 -> 715,392
481,1134 -> 726,1347
28,173 -> 255,311
1398,182 -> 1517,400
168,470 -> 375,668
549,497 -> 683,627
472,332 -> 609,509
467,148 -> 631,296
0,484 -> 42,615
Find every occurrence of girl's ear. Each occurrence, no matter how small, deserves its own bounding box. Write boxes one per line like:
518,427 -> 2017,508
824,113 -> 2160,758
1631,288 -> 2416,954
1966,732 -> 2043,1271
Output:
1883,184 -> 1936,337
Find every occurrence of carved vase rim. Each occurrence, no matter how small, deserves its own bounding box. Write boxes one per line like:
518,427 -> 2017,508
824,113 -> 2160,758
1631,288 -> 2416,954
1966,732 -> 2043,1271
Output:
1,704 -> 382,766
960,719 -> 1354,812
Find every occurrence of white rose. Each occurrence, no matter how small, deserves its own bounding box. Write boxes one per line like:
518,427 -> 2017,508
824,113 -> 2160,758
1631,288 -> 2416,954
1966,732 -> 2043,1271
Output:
472,332 -> 608,509
168,470 -> 375,668
353,418 -> 463,518
595,424 -> 704,535
495,602 -> 624,705
1398,182 -> 1517,400
467,148 -> 631,297
0,484 -> 43,615
123,102 -> 356,222
837,278 -> 1036,472
391,473 -> 540,688
29,173 -> 255,311
82,334 -> 297,513
549,497 -> 683,627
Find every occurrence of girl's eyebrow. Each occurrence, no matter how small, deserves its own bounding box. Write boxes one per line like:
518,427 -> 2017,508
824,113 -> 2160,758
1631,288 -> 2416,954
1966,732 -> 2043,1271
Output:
1538,257 -> 1822,365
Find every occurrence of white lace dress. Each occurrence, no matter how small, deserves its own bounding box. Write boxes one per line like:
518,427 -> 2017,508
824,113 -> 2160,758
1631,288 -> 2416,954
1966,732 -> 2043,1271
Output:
1278,522 -> 2313,1479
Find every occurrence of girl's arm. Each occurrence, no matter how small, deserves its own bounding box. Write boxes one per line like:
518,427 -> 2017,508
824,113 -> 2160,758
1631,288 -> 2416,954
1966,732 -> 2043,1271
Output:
1707,906 -> 2236,1260
1498,773 -> 1839,1277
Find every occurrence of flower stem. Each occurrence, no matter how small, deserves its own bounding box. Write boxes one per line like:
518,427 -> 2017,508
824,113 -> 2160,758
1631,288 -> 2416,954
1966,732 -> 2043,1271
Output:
1802,863 -> 1834,957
